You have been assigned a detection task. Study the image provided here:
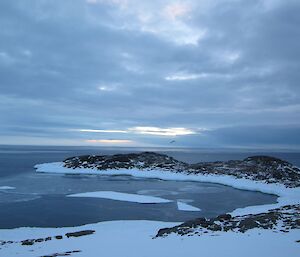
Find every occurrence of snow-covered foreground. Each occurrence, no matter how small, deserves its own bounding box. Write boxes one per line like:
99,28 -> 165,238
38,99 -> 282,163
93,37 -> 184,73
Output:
67,191 -> 172,203
0,220 -> 299,257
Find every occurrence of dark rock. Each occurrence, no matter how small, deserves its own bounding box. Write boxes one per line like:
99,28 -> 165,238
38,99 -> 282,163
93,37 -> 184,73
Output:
55,235 -> 63,240
64,152 -> 188,172
40,250 -> 81,257
217,214 -> 232,221
21,240 -> 34,246
210,224 -> 222,231
239,218 -> 259,232
156,227 -> 174,237
156,204 -> 300,237
65,230 -> 95,238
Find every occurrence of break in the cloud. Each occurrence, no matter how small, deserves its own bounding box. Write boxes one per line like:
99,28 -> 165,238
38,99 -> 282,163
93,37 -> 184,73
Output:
85,139 -> 133,144
0,0 -> 300,148
78,129 -> 128,133
76,127 -> 197,136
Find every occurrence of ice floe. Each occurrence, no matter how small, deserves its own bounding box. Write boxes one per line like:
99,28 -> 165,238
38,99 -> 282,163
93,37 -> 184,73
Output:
67,191 -> 172,204
176,201 -> 201,211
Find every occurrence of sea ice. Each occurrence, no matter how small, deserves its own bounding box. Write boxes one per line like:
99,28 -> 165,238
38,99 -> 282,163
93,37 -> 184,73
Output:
67,191 -> 172,204
177,201 -> 201,211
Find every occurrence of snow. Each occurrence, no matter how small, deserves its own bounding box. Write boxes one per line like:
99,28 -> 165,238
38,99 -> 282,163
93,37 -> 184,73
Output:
67,191 -> 172,204
0,220 -> 299,257
177,201 -> 201,211
0,186 -> 15,190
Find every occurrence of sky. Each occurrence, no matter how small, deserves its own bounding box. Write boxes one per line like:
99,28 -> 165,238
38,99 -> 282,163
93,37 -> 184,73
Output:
0,0 -> 299,149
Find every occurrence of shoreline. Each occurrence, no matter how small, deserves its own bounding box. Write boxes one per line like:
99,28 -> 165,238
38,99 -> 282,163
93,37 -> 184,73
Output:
35,162 -> 300,216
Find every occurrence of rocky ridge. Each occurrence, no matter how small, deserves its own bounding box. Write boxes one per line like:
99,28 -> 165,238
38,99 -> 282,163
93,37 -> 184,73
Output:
64,152 -> 187,172
189,155 -> 300,188
63,152 -> 300,188
156,205 -> 300,237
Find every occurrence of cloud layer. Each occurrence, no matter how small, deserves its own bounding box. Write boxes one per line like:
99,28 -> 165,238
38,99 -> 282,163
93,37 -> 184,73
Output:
0,0 -> 299,148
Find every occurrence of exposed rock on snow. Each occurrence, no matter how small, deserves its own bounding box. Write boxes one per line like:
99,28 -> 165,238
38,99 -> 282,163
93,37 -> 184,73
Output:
64,152 -> 187,172
189,156 -> 300,188
41,250 -> 81,257
0,230 -> 95,247
156,204 -> 300,237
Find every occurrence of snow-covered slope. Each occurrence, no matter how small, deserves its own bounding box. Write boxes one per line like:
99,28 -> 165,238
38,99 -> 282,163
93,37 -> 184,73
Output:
1,220 -> 299,257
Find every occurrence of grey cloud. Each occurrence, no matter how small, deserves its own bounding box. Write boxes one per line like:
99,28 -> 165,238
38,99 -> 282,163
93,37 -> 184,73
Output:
0,0 -> 299,148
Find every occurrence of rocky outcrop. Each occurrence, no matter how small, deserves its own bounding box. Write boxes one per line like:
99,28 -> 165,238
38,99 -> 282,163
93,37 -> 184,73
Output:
0,230 -> 95,248
189,156 -> 300,187
65,230 -> 95,238
64,152 -> 188,172
156,204 -> 300,237
63,152 -> 300,188
40,250 -> 81,257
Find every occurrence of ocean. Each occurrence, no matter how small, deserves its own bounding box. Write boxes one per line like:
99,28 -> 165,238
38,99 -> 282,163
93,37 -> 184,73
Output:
0,145 -> 298,229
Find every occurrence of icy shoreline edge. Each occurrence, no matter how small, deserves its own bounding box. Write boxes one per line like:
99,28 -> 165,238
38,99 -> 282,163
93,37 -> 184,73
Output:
34,162 -> 300,216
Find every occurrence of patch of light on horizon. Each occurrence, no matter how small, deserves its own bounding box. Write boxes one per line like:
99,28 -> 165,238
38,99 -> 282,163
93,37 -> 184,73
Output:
77,129 -> 128,133
128,127 -> 196,136
85,139 -> 133,144
74,127 -> 199,137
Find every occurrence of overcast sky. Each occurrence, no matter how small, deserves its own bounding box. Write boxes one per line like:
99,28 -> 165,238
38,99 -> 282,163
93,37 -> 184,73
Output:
0,0 -> 299,149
